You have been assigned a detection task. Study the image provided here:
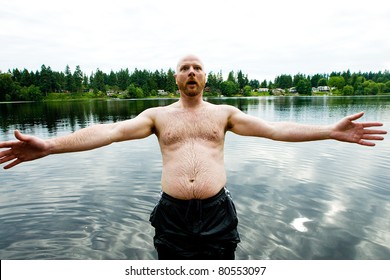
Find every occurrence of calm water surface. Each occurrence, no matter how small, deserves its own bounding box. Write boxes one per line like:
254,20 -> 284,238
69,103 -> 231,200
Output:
1,96 -> 389,259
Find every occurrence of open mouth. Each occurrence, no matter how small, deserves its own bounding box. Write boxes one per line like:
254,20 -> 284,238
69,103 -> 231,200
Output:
187,80 -> 197,86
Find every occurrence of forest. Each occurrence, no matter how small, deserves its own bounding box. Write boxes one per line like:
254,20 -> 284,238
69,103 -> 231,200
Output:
1,64 -> 390,101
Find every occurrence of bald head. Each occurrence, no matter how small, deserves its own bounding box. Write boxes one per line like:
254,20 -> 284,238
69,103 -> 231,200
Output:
176,55 -> 205,74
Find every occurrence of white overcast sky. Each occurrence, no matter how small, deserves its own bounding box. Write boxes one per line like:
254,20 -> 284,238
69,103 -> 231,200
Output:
1,0 -> 389,81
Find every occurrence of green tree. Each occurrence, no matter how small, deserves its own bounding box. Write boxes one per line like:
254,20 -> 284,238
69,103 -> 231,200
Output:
363,81 -> 379,95
243,85 -> 252,96
296,79 -> 312,95
117,68 -> 130,90
293,73 -> 306,87
0,73 -> 16,101
384,81 -> 390,93
249,79 -> 260,89
328,76 -> 345,90
275,74 -> 293,89
206,71 -> 223,94
311,74 -> 327,87
127,84 -> 144,98
73,65 -> 83,92
20,85 -> 43,101
342,69 -> 352,85
146,74 -> 158,97
11,68 -> 21,84
353,76 -> 365,95
92,69 -> 106,93
64,65 -> 75,92
166,69 -> 176,93
20,69 -> 33,87
317,78 -> 328,87
220,80 -> 239,96
206,72 -> 221,94
342,85 -> 354,95
39,65 -> 53,94
107,71 -> 117,87
83,74 -> 89,90
377,83 -> 385,94
237,70 -> 248,89
227,71 -> 236,83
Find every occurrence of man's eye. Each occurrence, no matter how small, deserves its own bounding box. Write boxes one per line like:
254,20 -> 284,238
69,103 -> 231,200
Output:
181,66 -> 189,71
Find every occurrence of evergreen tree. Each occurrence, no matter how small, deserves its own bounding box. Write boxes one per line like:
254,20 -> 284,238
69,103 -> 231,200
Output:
249,79 -> 260,89
117,68 -> 130,90
39,65 -> 53,94
92,69 -> 106,92
275,74 -> 293,89
227,71 -> 236,83
166,69 -> 176,93
207,72 -> 222,94
64,65 -> 75,92
73,65 -> 83,93
237,70 -> 248,89
293,73 -> 306,87
0,73 -> 16,101
20,69 -> 33,87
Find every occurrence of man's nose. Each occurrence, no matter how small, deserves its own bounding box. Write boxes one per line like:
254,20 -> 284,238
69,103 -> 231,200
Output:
188,67 -> 195,76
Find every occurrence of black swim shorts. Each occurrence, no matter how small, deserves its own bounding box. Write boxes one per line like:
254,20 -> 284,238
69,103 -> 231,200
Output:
149,187 -> 240,260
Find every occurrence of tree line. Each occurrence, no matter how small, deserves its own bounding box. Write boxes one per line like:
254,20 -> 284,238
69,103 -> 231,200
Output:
272,70 -> 390,96
1,65 -> 389,102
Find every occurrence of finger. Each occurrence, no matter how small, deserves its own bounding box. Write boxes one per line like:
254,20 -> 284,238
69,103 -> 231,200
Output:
362,122 -> 384,128
0,149 -> 13,160
0,140 -> 20,149
358,140 -> 376,147
347,112 -> 364,121
0,154 -> 17,164
3,159 -> 21,169
362,135 -> 385,141
363,129 -> 387,134
0,141 -> 12,149
14,130 -> 29,141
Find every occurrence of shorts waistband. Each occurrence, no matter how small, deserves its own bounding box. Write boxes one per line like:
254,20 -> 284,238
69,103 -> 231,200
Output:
161,187 -> 228,207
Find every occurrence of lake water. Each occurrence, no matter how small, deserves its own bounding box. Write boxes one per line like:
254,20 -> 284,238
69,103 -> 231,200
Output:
1,96 -> 389,260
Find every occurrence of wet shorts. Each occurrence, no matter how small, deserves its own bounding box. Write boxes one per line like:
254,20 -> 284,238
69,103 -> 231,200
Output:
149,187 -> 240,260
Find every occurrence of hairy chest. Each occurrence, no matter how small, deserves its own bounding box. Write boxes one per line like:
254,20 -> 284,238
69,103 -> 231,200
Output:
156,110 -> 227,146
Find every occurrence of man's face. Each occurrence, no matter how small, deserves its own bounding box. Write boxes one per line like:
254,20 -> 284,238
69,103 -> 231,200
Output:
175,56 -> 206,97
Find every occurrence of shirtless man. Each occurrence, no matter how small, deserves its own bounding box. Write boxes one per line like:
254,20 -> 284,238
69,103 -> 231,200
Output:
0,55 -> 387,259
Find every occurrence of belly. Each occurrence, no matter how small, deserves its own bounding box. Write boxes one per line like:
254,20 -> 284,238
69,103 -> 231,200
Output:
160,142 -> 226,200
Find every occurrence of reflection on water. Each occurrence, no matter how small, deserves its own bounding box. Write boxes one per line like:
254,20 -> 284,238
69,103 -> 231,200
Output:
1,96 -> 390,259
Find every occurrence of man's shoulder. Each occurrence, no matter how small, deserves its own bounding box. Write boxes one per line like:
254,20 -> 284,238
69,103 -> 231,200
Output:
203,101 -> 233,109
143,102 -> 177,114
205,102 -> 239,115
141,102 -> 179,122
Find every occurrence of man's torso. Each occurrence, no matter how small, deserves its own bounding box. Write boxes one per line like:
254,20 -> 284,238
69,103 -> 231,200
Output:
153,102 -> 231,199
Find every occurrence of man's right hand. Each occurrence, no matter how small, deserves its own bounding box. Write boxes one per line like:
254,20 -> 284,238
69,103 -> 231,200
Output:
0,130 -> 49,169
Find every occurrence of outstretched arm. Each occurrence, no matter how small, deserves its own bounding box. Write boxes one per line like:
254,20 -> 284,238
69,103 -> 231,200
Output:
0,108 -> 156,169
228,107 -> 387,146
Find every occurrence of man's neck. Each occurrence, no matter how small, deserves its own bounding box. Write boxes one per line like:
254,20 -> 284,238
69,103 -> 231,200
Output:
178,92 -> 204,109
